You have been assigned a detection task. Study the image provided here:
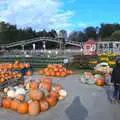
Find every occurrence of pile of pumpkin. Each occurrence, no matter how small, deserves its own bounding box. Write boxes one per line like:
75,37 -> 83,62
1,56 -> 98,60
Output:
0,68 -> 22,83
38,64 -> 75,77
0,61 -> 31,70
1,78 -> 67,115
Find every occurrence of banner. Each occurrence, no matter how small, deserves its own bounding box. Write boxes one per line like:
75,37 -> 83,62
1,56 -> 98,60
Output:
83,40 -> 96,55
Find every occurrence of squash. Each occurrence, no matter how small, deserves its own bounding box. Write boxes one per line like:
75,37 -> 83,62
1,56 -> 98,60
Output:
40,100 -> 49,112
28,89 -> 44,100
29,101 -> 40,116
10,100 -> 19,111
46,96 -> 57,107
17,102 -> 28,114
2,98 -> 12,109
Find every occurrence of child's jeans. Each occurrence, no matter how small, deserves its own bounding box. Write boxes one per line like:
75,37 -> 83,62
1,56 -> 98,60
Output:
113,85 -> 120,100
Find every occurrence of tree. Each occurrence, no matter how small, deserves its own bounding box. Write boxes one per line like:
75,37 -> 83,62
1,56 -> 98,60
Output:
110,30 -> 120,41
84,27 -> 97,40
99,24 -> 120,39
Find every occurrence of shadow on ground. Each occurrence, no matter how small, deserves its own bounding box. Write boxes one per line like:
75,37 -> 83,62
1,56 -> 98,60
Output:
65,96 -> 88,120
103,86 -> 114,103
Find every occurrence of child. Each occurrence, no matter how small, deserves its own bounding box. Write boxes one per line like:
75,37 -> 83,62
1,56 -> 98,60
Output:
111,56 -> 120,103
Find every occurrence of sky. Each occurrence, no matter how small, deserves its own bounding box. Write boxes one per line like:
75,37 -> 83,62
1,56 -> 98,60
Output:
0,0 -> 120,32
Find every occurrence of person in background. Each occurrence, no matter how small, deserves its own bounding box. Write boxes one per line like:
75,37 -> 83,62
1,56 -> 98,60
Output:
111,56 -> 120,103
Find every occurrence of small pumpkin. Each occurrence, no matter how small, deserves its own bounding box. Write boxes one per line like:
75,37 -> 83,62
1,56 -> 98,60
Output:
10,100 -> 19,111
17,102 -> 28,114
46,96 -> 57,107
29,101 -> 40,116
25,71 -> 32,76
40,100 -> 49,112
2,98 -> 12,109
96,79 -> 104,86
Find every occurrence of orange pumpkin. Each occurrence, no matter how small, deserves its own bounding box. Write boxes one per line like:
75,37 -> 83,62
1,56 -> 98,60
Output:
39,83 -> 51,92
46,96 -> 57,107
24,63 -> 30,68
29,101 -> 40,116
96,79 -> 104,86
25,71 -> 32,76
40,100 -> 49,112
55,84 -> 62,92
17,102 -> 28,114
28,89 -> 44,100
10,100 -> 19,111
40,78 -> 53,84
50,90 -> 59,98
2,98 -> 12,109
30,81 -> 39,89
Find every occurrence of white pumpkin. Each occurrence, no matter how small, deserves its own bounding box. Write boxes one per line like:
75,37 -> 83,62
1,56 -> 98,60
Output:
4,88 -> 9,93
58,89 -> 67,100
15,88 -> 26,96
7,90 -> 16,98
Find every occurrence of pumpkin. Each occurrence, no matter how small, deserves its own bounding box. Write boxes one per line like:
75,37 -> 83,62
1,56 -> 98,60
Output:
17,102 -> 28,114
16,94 -> 25,102
40,100 -> 49,112
10,100 -> 19,111
39,70 -> 44,75
46,96 -> 57,107
40,78 -> 53,84
30,81 -> 39,89
96,79 -> 104,86
58,89 -> 67,100
39,83 -> 51,92
25,71 -> 32,76
24,63 -> 30,68
29,101 -> 40,116
2,98 -> 12,109
7,90 -> 16,98
55,84 -> 62,92
50,90 -> 59,98
28,89 -> 44,100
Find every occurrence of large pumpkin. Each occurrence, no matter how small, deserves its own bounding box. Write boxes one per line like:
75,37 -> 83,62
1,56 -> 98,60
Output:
30,81 -> 39,89
2,98 -> 12,109
46,96 -> 57,107
55,84 -> 62,92
39,83 -> 51,92
17,102 -> 28,114
28,89 -> 44,100
29,101 -> 40,116
10,100 -> 19,111
96,79 -> 104,86
40,78 -> 53,84
50,90 -> 59,98
40,100 -> 49,112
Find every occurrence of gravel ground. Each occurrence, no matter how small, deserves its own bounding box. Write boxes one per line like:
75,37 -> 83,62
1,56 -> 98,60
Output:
0,74 -> 120,120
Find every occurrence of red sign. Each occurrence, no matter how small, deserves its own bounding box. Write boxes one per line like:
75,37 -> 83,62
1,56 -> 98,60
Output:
83,40 -> 96,55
